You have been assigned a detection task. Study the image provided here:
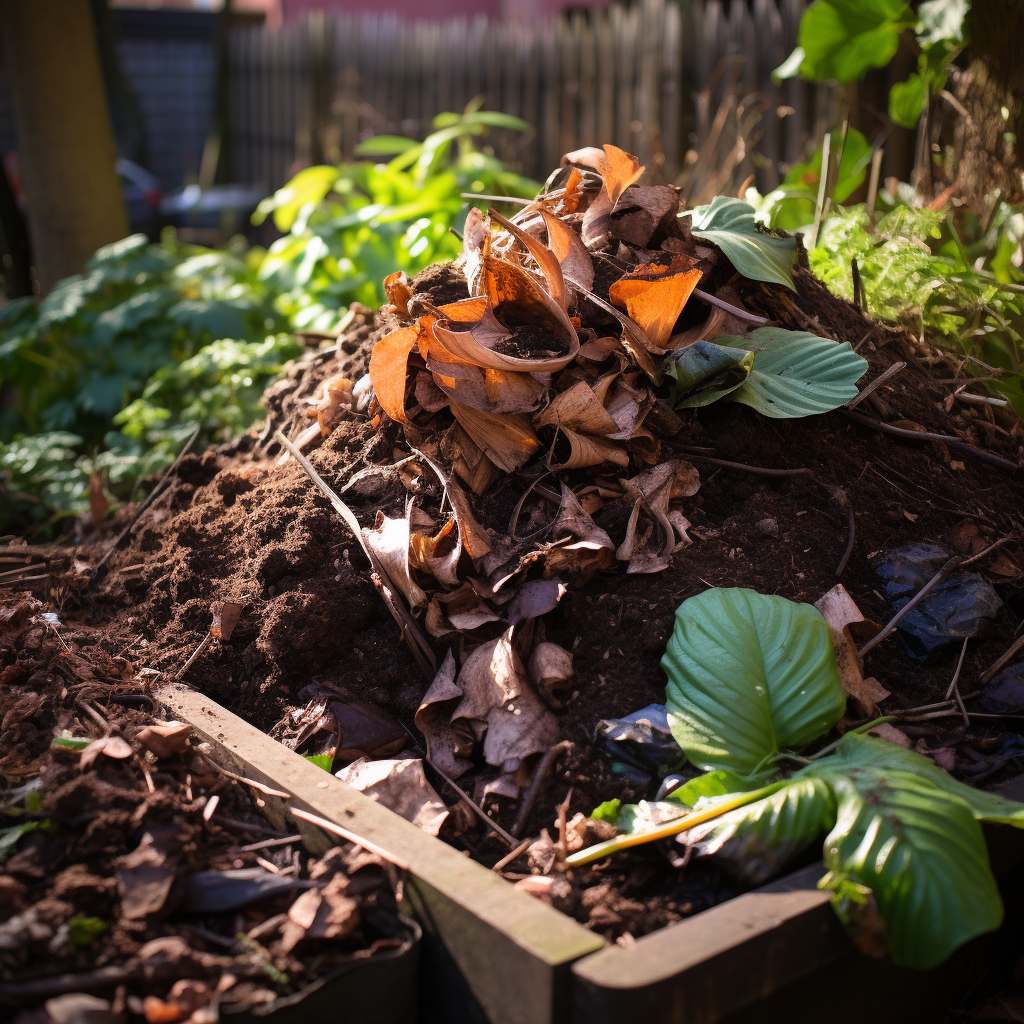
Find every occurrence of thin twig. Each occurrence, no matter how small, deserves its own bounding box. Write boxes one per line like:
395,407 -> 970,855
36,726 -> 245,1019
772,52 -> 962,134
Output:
980,631 -> 1024,685
513,740 -> 573,837
692,288 -> 769,326
290,806 -> 410,870
681,453 -> 813,478
234,834 -> 304,854
555,786 -> 574,865
859,557 -> 962,658
91,424 -> 200,583
174,632 -> 214,680
961,536 -> 1014,568
845,361 -> 906,412
429,760 -> 518,848
845,411 -> 1020,474
836,506 -> 856,576
944,636 -> 971,727
198,753 -> 291,798
492,838 -> 533,872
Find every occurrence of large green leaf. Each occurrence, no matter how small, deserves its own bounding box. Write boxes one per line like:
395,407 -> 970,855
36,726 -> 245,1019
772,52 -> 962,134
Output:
780,0 -> 913,84
889,73 -> 930,128
688,197 -> 797,290
685,776 -> 835,884
672,329 -> 868,418
663,588 -> 847,777
816,768 -> 1002,969
667,769 -> 763,807
916,0 -> 969,46
818,733 -> 1024,828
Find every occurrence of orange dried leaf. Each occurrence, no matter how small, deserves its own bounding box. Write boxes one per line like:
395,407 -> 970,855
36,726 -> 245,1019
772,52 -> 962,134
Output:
561,166 -> 585,214
534,380 -> 619,435
449,398 -> 540,474
369,324 -> 422,425
609,257 -> 703,349
384,271 -> 414,316
489,207 -> 567,311
540,211 -> 594,293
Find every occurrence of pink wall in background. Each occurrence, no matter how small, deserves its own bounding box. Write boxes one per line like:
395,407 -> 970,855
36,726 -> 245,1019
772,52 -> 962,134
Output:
280,0 -> 607,20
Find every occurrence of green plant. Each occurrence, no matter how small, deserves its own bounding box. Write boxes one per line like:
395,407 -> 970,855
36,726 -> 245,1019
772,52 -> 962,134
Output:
667,328 -> 868,417
775,0 -> 969,129
253,107 -> 539,333
568,588 -> 1024,970
0,233 -> 293,530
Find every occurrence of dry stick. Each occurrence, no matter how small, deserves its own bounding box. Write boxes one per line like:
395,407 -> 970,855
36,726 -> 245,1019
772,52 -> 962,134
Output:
429,760 -> 518,849
691,288 -> 769,326
290,806 -> 411,870
275,429 -> 435,679
198,753 -> 291,799
960,536 -> 1015,568
681,452 -> 813,478
91,424 -> 201,583
844,410 -> 1020,474
235,834 -> 304,854
836,506 -> 857,577
492,839 -> 533,873
980,631 -> 1024,685
845,361 -> 907,412
944,636 -> 972,727
513,740 -> 574,838
859,556 -> 962,658
175,632 -> 215,680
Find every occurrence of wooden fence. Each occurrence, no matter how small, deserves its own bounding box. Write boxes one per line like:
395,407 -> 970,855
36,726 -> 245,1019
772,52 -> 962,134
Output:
227,0 -> 841,198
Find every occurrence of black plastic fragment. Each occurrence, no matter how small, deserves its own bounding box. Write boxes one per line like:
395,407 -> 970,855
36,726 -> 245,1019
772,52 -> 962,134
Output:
594,703 -> 685,784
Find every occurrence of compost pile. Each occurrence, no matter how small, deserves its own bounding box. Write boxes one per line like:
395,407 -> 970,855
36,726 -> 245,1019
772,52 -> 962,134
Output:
4,144 -> 1024,955
0,605 -> 413,1022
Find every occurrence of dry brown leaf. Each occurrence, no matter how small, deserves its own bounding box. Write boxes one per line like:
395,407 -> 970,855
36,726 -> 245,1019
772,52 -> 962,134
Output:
615,461 -> 699,573
549,427 -> 630,470
368,324 -> 422,426
869,722 -> 912,749
560,166 -> 585,214
414,370 -> 450,413
564,145 -> 645,249
415,651 -> 472,779
336,757 -> 449,836
507,579 -> 567,625
449,398 -> 540,474
307,373 -> 355,436
489,207 -> 568,310
136,722 -> 190,759
540,210 -> 595,294
452,630 -> 560,770
429,358 -> 549,416
282,875 -> 359,952
362,506 -> 427,612
80,735 -> 134,770
116,828 -> 180,921
211,601 -> 243,641
535,380 -> 619,435
579,287 -> 660,381
609,256 -> 703,349
528,642 -> 574,694
383,270 -> 414,316
409,515 -> 458,587
814,585 -> 889,718
609,184 -> 680,247
424,583 -> 503,638
669,306 -> 727,349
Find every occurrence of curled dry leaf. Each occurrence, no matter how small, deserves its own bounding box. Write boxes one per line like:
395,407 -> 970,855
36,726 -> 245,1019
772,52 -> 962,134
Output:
528,642 -> 575,695
452,629 -> 560,770
579,288 -> 660,382
336,757 -> 449,836
415,650 -> 473,779
540,211 -> 595,294
211,601 -> 243,641
136,722 -> 190,759
609,256 -> 703,350
362,505 -> 427,612
425,583 -> 503,639
548,427 -> 630,471
80,735 -> 134,769
489,207 -> 568,311
616,460 -> 700,574
609,184 -> 680,248
368,324 -> 421,426
564,144 -> 645,249
281,875 -> 359,953
507,579 -> 567,625
307,373 -> 355,437
429,356 -> 550,416
449,398 -> 540,474
534,380 -> 620,435
384,270 -> 414,316
814,584 -> 889,718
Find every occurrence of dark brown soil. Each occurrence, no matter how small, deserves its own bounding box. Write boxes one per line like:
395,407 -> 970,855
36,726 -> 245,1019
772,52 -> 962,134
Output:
8,263 -> 1024,945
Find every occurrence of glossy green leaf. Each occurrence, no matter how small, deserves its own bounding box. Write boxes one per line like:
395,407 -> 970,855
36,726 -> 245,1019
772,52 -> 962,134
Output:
685,777 -> 835,884
52,736 -> 92,751
817,733 -> 1024,828
663,588 -> 847,777
666,342 -> 753,407
672,329 -> 868,418
252,165 -> 340,232
688,197 -> 798,289
667,769 -> 762,807
816,769 -> 1002,969
590,799 -> 622,823
785,0 -> 913,84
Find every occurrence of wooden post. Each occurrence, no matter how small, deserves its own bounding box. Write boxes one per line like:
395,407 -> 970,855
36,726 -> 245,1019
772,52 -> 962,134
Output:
0,0 -> 128,292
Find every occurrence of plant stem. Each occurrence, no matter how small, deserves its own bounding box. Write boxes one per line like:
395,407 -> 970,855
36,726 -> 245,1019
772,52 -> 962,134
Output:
565,782 -> 783,867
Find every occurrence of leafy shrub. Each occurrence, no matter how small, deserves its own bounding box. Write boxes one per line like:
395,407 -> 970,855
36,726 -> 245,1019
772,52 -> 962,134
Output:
253,108 -> 538,333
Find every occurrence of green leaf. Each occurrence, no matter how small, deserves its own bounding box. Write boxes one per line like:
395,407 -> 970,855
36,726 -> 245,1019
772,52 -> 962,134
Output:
51,736 -> 92,751
817,769 -> 1002,969
0,819 -> 53,861
688,197 -> 797,289
667,769 -> 762,807
781,127 -> 873,204
816,733 -> 1024,828
793,0 -> 913,84
666,342 -> 753,407
889,73 -> 930,128
663,588 -> 847,777
590,799 -> 622,823
916,0 -> 969,47
304,753 -> 334,772
68,916 -> 109,947
671,329 -> 868,418
253,166 -> 340,232
354,135 -> 420,157
685,777 -> 835,884
462,111 -> 532,132
615,800 -> 690,835
773,46 -> 806,81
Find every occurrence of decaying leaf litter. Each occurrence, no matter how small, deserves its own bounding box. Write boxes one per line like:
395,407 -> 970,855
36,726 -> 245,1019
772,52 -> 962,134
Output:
4,143 -> 1024,976
0,607 -> 415,1023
